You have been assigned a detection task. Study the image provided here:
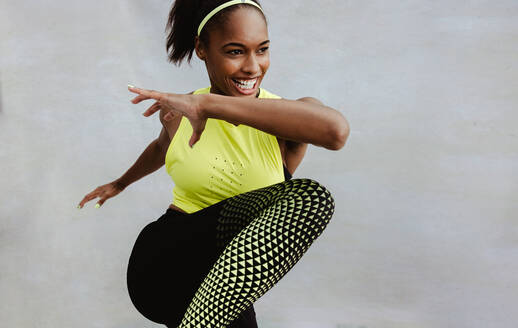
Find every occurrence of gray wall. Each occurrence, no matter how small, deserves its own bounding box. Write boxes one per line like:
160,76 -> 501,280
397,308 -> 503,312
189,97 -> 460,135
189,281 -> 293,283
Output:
1,1 -> 517,327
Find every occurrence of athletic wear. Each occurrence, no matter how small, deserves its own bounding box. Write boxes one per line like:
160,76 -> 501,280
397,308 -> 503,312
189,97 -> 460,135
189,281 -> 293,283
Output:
126,86 -> 336,327
165,87 -> 285,214
126,178 -> 335,327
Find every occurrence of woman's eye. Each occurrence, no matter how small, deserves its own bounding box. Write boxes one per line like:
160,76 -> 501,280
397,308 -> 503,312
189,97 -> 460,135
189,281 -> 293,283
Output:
259,47 -> 269,53
228,49 -> 242,55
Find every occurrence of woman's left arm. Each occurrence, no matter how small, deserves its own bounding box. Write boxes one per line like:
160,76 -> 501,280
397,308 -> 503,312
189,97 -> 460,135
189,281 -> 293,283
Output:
200,93 -> 349,150
128,86 -> 349,150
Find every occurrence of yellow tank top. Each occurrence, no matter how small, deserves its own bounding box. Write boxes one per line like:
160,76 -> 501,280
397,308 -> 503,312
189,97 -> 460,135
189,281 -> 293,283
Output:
164,86 -> 285,214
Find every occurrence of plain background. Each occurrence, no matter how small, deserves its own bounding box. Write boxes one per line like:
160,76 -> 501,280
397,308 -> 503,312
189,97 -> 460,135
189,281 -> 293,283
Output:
1,1 -> 517,327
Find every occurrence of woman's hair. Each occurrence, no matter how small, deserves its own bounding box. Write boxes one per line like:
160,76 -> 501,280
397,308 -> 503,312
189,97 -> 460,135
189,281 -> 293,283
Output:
165,0 -> 265,66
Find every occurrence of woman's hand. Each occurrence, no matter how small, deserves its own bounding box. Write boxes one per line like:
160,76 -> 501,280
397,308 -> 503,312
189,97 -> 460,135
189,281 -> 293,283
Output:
128,85 -> 206,148
77,180 -> 125,209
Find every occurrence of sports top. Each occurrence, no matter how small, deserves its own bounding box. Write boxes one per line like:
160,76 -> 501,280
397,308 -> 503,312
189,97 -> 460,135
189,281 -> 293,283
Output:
165,86 -> 289,214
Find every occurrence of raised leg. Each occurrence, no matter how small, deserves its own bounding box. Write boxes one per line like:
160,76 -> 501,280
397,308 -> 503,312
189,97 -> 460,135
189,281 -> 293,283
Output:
176,178 -> 335,328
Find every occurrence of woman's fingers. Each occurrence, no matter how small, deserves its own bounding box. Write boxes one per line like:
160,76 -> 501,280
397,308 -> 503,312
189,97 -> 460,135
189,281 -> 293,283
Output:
77,187 -> 108,209
78,190 -> 100,208
128,85 -> 170,117
127,86 -> 205,143
164,112 -> 175,121
189,133 -> 201,148
131,94 -> 152,104
143,101 -> 161,117
78,182 -> 123,209
96,194 -> 109,207
147,101 -> 177,121
142,101 -> 162,117
128,85 -> 164,101
77,192 -> 106,209
188,120 -> 207,148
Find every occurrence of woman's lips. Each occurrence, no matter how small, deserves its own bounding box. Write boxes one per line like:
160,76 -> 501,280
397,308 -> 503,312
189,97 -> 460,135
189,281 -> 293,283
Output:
231,78 -> 258,95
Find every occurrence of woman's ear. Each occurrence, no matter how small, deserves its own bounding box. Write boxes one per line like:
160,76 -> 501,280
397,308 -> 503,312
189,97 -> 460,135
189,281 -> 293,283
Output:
194,36 -> 206,60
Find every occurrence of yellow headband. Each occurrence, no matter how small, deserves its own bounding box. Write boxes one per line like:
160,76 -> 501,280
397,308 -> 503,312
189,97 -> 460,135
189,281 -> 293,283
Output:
197,0 -> 263,36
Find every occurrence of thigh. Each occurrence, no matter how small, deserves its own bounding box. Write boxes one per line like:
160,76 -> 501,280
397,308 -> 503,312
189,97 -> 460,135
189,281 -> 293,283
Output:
126,209 -> 220,325
126,182 -> 306,327
171,178 -> 334,327
126,203 -> 258,327
210,179 -> 307,249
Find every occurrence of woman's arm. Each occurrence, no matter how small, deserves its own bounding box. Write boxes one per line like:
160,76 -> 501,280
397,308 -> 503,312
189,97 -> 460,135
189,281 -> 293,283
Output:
114,126 -> 170,190
78,126 -> 170,208
128,86 -> 349,150
199,94 -> 350,150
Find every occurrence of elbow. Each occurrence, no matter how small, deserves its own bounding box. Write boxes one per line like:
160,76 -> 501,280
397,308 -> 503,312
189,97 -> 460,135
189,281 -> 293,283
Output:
328,119 -> 350,150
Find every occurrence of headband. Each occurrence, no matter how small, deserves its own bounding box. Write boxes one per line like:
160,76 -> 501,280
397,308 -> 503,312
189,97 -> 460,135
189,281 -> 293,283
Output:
197,0 -> 263,36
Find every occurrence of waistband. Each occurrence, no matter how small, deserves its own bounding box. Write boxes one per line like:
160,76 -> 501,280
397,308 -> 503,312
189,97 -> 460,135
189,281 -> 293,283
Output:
157,207 -> 188,223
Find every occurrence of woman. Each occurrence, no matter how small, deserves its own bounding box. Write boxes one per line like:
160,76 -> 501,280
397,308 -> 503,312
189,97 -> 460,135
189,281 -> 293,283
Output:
78,0 -> 349,327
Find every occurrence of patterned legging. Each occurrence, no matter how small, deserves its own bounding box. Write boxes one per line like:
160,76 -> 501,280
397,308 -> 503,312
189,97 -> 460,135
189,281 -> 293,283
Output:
126,178 -> 335,327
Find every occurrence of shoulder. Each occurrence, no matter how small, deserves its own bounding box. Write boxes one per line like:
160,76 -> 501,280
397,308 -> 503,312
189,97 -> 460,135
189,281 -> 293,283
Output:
260,88 -> 323,105
296,96 -> 324,105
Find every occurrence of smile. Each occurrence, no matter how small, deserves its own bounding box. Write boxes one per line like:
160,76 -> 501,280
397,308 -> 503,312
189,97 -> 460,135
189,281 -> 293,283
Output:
231,78 -> 258,94
232,78 -> 257,89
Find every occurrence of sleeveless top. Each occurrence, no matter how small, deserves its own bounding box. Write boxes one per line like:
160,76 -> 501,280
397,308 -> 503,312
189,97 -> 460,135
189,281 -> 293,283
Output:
164,86 -> 291,214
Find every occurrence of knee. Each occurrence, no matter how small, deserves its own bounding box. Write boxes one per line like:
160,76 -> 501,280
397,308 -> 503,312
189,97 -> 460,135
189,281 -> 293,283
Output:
288,178 -> 336,218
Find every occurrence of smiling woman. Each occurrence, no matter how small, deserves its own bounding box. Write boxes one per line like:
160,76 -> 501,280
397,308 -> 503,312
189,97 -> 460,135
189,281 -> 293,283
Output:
194,7 -> 269,97
79,0 -> 348,327
170,0 -> 270,98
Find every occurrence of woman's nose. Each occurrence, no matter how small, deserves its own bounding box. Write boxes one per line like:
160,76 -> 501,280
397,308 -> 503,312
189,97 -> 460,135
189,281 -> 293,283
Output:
242,53 -> 261,75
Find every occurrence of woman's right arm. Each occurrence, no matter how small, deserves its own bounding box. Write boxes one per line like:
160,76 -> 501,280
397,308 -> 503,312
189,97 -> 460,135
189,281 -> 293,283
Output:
77,125 -> 172,209
78,90 -> 193,209
114,125 -> 171,190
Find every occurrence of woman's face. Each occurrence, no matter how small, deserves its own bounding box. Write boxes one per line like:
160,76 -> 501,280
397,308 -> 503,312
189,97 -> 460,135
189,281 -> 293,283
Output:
195,7 -> 270,97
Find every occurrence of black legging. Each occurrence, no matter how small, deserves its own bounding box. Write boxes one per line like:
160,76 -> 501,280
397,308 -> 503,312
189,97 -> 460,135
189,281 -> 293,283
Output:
126,178 -> 335,327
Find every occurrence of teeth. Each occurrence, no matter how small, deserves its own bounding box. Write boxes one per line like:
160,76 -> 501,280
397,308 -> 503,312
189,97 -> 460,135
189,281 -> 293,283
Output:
232,78 -> 256,89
